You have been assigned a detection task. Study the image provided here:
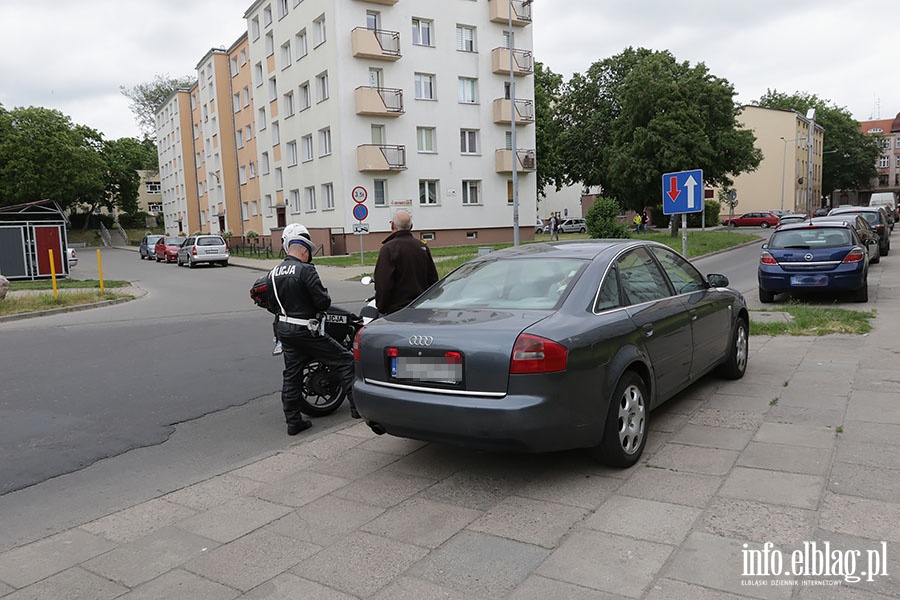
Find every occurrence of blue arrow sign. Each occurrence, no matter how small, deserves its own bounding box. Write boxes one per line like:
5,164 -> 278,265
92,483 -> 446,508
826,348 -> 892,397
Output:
662,169 -> 704,215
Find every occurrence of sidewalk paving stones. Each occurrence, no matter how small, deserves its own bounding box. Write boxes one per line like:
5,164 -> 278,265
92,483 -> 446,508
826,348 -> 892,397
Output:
702,497 -> 816,546
719,467 -> 825,509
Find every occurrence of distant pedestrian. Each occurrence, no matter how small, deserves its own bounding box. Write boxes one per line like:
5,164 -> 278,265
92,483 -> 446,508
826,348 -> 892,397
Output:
641,210 -> 650,233
549,214 -> 559,241
633,213 -> 642,233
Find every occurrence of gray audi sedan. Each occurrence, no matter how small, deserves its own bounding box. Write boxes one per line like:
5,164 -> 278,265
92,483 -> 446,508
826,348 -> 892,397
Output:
353,240 -> 749,467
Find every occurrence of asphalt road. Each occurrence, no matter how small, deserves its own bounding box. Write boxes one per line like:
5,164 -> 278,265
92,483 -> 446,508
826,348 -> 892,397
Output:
0,248 -> 372,497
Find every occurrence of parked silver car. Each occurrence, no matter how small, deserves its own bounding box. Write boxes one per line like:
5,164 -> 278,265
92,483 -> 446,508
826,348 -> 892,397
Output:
557,218 -> 587,233
139,234 -> 165,260
177,235 -> 229,268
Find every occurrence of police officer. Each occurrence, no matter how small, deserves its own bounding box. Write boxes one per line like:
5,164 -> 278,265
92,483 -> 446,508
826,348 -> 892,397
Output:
267,223 -> 359,435
373,209 -> 439,315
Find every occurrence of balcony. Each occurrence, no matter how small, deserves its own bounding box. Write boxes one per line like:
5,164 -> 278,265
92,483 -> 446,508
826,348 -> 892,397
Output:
489,0 -> 532,26
353,0 -> 397,4
493,98 -> 534,124
495,149 -> 536,173
351,27 -> 401,61
491,47 -> 533,76
358,145 -> 407,171
355,86 -> 404,116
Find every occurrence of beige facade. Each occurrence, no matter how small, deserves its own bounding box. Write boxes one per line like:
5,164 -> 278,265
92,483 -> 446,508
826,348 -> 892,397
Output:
855,114 -> 900,204
728,105 -> 825,215
137,170 -> 161,216
156,89 -> 200,235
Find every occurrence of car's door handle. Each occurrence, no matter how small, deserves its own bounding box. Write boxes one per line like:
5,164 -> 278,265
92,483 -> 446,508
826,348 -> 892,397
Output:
690,309 -> 698,321
642,323 -> 653,337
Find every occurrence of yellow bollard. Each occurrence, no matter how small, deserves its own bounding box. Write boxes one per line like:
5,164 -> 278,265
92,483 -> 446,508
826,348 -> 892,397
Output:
49,249 -> 59,299
97,249 -> 105,294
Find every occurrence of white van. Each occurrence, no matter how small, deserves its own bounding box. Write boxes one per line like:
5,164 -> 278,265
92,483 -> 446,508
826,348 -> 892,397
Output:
869,192 -> 896,213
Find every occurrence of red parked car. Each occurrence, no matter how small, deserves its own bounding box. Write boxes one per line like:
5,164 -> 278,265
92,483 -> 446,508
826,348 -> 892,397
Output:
721,211 -> 780,228
154,236 -> 186,263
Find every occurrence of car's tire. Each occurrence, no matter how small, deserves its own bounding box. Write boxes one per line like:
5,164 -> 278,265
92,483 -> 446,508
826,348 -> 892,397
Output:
884,241 -> 890,256
761,222 -> 771,228
758,288 -> 775,303
579,227 -> 586,233
717,316 -> 749,380
592,370 -> 648,468
155,255 -> 161,262
221,260 -> 228,267
188,258 -> 195,269
853,276 -> 869,303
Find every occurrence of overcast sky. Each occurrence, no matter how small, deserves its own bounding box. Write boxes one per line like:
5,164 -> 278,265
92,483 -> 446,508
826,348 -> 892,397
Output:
1,0 -> 894,140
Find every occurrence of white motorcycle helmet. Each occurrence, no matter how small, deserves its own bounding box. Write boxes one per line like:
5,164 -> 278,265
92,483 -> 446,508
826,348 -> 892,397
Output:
282,223 -> 314,254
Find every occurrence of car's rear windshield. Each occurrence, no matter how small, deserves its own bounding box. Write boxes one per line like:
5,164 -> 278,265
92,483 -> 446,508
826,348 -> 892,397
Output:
834,210 -> 878,225
770,227 -> 853,248
166,237 -> 185,245
198,237 -> 225,246
411,257 -> 588,310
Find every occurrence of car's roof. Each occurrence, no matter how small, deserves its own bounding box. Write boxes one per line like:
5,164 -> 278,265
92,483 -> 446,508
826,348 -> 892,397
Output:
775,221 -> 852,232
470,239 -> 671,262
831,206 -> 880,213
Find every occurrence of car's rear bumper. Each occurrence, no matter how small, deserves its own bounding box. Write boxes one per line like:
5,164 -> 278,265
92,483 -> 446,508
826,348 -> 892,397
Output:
353,378 -> 601,453
758,265 -> 866,292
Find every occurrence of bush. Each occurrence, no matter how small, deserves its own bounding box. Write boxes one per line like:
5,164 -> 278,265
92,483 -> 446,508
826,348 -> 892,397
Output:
68,212 -> 115,230
686,200 -> 721,228
118,212 -> 154,229
586,197 -> 632,239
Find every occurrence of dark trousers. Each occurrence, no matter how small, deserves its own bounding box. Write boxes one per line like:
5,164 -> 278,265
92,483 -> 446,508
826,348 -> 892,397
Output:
277,322 -> 355,426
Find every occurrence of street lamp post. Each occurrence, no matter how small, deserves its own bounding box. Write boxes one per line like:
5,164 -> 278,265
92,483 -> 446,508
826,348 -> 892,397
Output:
508,0 -> 532,246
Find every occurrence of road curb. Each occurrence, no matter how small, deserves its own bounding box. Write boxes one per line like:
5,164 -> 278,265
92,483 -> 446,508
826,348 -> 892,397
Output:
0,295 -> 136,324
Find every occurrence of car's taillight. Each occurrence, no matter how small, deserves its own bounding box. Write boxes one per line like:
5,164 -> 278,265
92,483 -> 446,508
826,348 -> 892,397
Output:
843,248 -> 866,263
760,251 -> 778,265
874,224 -> 885,231
510,333 -> 567,374
353,328 -> 365,361
192,246 -> 197,256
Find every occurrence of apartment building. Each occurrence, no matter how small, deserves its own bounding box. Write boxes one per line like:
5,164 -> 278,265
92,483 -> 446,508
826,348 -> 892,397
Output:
728,105 -> 825,215
243,0 -> 536,254
156,88 -> 200,234
858,114 -> 900,202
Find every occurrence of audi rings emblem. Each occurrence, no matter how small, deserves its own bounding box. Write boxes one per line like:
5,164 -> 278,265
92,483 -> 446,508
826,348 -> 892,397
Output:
408,335 -> 434,346
805,253 -> 814,261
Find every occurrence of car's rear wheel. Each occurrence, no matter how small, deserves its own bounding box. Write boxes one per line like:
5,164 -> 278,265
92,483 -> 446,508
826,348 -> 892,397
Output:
221,260 -> 228,267
717,316 -> 748,380
761,222 -> 771,228
579,227 -> 586,233
188,258 -> 195,269
592,371 -> 647,468
853,276 -> 869,303
155,255 -> 161,262
758,288 -> 775,303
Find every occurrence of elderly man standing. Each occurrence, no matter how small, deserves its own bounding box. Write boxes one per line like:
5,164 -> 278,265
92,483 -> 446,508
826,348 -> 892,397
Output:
374,209 -> 439,315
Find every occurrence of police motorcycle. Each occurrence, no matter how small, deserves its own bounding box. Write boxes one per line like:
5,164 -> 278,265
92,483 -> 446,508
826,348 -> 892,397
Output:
251,267 -> 377,417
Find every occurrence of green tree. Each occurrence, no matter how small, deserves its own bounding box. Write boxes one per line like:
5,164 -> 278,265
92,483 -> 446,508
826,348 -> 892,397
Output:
556,48 -> 762,214
754,90 -> 881,199
97,137 -> 153,219
534,61 -> 568,197
121,73 -> 195,139
585,197 -> 631,239
0,106 -> 106,210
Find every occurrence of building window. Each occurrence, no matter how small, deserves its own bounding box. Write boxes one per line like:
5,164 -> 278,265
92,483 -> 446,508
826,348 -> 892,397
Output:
261,151 -> 270,174
417,127 -> 436,153
272,121 -> 280,145
240,49 -> 246,65
251,200 -> 258,216
146,182 -> 161,194
249,162 -> 256,178
412,18 -> 434,46
305,186 -> 317,211
265,194 -> 273,214
289,189 -> 301,212
896,156 -> 900,168
236,128 -> 245,148
460,129 -> 478,154
458,77 -> 477,103
298,81 -> 311,110
313,15 -> 326,47
316,71 -> 329,102
242,87 -> 250,107
231,57 -> 239,76
456,25 -> 476,52
462,180 -> 481,205
295,29 -> 308,59
275,167 -> 283,190
414,73 -> 435,100
257,107 -> 267,130
277,0 -> 288,19
419,179 -> 439,205
283,91 -> 295,117
374,179 -> 387,206
245,125 -> 252,141
301,134 -> 313,161
880,156 -> 890,168
287,140 -> 298,166
319,127 -> 332,156
251,17 -> 260,40
265,32 -> 274,56
239,166 -> 248,184
254,62 -> 263,87
281,41 -> 292,69
322,183 -> 334,210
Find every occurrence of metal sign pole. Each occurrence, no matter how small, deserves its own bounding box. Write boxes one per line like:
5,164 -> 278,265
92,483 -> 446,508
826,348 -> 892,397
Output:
360,233 -> 364,267
681,214 -> 688,258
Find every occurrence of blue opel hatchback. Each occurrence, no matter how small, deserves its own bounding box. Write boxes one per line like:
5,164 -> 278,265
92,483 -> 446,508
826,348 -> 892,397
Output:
758,222 -> 871,303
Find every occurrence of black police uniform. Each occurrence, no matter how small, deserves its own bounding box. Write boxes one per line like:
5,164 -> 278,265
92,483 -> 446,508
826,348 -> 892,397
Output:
266,254 -> 356,433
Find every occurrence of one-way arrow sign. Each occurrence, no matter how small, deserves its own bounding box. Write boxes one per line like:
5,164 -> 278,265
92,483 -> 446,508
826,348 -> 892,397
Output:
662,169 -> 704,215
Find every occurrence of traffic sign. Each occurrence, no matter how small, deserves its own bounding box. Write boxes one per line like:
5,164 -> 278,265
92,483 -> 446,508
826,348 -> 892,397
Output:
352,186 -> 367,203
353,222 -> 370,235
662,169 -> 703,215
352,203 -> 368,221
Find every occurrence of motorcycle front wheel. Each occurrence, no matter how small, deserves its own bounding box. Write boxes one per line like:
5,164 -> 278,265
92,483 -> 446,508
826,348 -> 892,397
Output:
298,360 -> 346,416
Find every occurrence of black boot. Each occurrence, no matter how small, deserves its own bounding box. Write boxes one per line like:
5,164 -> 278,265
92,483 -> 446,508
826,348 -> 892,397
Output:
287,420 -> 312,435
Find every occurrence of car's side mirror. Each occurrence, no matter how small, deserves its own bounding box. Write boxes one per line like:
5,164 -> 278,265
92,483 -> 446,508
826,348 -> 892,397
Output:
761,243 -> 768,249
867,238 -> 878,245
360,275 -> 373,285
707,273 -> 729,288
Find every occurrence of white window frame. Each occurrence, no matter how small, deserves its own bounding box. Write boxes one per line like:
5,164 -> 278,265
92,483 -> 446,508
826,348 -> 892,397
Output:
301,134 -> 313,161
280,41 -> 292,69
322,183 -> 334,210
272,121 -> 280,145
316,71 -> 329,102
456,25 -> 476,52
254,62 -> 263,87
319,127 -> 332,156
261,151 -> 270,175
462,180 -> 481,205
374,179 -> 387,206
265,31 -> 274,56
295,29 -> 308,59
268,77 -> 278,102
412,18 -> 433,46
414,73 -> 435,100
460,129 -> 479,154
458,77 -> 477,104
283,90 -> 295,117
289,189 -> 301,213
257,107 -> 267,130
419,179 -> 439,205
277,0 -> 288,20
305,186 -> 317,212
313,15 -> 326,47
263,5 -> 272,26
298,81 -> 311,110
286,140 -> 298,166
275,167 -> 283,191
239,166 -> 248,184
417,127 -> 436,153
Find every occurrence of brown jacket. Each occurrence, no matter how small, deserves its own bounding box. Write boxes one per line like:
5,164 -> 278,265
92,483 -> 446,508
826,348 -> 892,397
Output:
374,230 -> 439,314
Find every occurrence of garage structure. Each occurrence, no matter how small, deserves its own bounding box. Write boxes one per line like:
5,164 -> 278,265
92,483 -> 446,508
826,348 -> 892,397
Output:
0,200 -> 70,280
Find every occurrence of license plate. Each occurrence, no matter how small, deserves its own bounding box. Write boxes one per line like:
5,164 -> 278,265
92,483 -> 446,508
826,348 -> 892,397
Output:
790,275 -> 829,287
205,249 -> 220,254
391,356 -> 462,384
